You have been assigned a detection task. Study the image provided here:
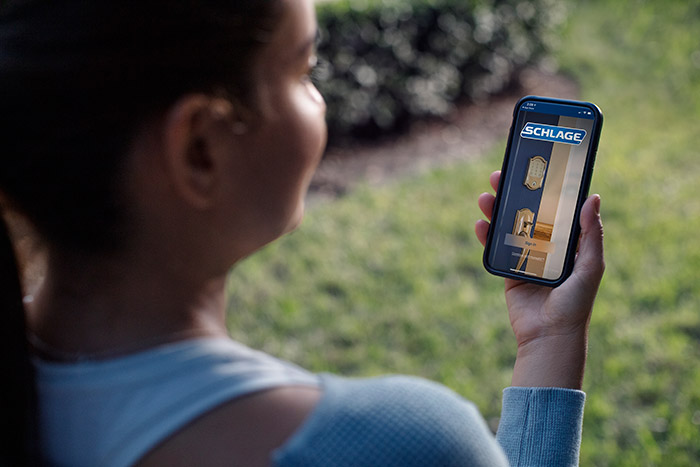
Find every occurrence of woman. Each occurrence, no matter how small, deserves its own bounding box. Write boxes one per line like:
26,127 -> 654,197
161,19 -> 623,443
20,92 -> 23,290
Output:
0,0 -> 604,465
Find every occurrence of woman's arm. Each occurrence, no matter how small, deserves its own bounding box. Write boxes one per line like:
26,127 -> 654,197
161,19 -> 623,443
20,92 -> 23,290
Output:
476,171 -> 604,465
475,171 -> 605,390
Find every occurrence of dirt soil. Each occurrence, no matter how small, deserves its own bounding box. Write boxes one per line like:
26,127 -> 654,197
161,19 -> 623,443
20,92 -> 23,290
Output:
308,67 -> 579,202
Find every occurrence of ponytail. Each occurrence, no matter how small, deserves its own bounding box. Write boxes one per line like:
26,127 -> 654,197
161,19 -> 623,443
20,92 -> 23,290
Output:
0,213 -> 38,465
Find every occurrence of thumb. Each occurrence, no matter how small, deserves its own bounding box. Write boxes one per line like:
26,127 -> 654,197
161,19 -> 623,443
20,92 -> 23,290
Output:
573,194 -> 605,286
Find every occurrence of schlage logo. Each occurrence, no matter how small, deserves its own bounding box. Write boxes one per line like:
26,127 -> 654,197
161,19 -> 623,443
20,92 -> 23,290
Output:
520,123 -> 586,145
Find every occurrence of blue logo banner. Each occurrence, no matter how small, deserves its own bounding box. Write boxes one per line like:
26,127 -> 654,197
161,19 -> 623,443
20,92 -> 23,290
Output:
520,123 -> 586,145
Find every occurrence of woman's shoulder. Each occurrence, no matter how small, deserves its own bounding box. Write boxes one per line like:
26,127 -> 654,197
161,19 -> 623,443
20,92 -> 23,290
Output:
35,337 -> 321,467
137,384 -> 322,467
273,374 -> 509,467
141,372 -> 507,467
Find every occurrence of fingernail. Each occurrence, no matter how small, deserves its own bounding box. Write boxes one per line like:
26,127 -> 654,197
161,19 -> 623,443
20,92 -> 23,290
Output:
593,194 -> 601,215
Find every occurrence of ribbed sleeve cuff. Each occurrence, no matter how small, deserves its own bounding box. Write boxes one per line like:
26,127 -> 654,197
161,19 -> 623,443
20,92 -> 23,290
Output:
496,387 -> 586,467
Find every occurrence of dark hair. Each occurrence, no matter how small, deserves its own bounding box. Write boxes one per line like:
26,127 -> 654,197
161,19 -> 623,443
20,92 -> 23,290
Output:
0,0 -> 282,463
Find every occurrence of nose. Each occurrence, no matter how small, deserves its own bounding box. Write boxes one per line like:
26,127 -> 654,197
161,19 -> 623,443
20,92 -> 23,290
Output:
309,83 -> 325,111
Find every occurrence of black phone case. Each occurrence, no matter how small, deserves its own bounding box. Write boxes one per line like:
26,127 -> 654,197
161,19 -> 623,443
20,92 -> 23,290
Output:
483,96 -> 603,287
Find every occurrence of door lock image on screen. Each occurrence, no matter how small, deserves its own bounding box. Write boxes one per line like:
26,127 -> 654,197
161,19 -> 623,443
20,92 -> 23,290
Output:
524,156 -> 547,190
483,96 -> 603,287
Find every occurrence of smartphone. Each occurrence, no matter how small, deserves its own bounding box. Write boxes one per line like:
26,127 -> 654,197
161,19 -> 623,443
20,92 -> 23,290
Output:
483,96 -> 603,287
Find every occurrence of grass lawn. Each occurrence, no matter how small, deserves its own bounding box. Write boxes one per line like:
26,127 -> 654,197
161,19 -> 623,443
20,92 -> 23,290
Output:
556,0 -> 700,465
227,0 -> 700,464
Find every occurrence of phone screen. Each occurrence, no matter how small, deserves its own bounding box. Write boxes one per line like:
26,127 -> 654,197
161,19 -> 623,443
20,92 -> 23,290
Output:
484,97 -> 602,284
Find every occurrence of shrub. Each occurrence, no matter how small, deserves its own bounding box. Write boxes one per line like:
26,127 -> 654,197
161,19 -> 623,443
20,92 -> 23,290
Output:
315,0 -> 568,144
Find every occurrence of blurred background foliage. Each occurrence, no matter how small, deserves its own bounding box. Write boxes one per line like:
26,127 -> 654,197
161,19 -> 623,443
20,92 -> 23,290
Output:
315,0 -> 567,144
229,0 -> 700,465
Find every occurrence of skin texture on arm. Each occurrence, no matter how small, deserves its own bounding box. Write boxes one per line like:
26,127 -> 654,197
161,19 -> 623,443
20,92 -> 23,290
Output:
135,386 -> 322,467
476,171 -> 605,389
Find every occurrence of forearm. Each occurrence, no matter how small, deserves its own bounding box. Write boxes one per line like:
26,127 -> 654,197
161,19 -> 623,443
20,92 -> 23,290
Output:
510,332 -> 588,389
500,334 -> 588,465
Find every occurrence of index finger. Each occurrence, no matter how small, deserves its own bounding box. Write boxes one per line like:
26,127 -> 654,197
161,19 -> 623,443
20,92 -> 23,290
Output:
489,171 -> 500,193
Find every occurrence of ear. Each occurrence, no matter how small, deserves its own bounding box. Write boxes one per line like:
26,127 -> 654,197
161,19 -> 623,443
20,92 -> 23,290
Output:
161,95 -> 238,209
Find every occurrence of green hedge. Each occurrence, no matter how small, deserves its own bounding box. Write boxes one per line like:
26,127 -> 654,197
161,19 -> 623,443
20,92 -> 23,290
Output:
315,0 -> 568,144
0,0 -> 565,144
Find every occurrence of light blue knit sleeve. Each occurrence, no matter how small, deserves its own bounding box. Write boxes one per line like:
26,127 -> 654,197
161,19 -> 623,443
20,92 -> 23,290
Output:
272,375 -> 586,466
496,387 -> 586,466
273,374 -> 509,466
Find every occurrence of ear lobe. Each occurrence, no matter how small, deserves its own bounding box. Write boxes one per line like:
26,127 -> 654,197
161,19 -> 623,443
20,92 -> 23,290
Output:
162,95 -> 232,209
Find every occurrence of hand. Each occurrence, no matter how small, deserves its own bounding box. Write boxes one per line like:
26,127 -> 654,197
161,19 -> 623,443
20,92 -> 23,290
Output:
475,171 -> 605,388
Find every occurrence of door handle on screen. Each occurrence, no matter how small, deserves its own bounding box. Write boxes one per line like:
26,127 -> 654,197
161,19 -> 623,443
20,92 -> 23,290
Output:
512,208 -> 534,237
513,208 -> 535,271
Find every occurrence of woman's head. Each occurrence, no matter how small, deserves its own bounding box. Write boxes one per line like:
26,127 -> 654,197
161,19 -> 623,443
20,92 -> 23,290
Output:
0,0 -> 325,256
119,0 -> 326,267
0,1 -> 326,463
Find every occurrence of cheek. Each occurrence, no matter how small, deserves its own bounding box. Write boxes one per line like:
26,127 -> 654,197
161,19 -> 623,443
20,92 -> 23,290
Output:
264,87 -> 326,192
247,85 -> 326,199
293,83 -> 327,161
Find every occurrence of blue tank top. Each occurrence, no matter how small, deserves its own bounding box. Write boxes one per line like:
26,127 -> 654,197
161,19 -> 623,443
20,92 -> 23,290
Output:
34,337 -> 585,466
